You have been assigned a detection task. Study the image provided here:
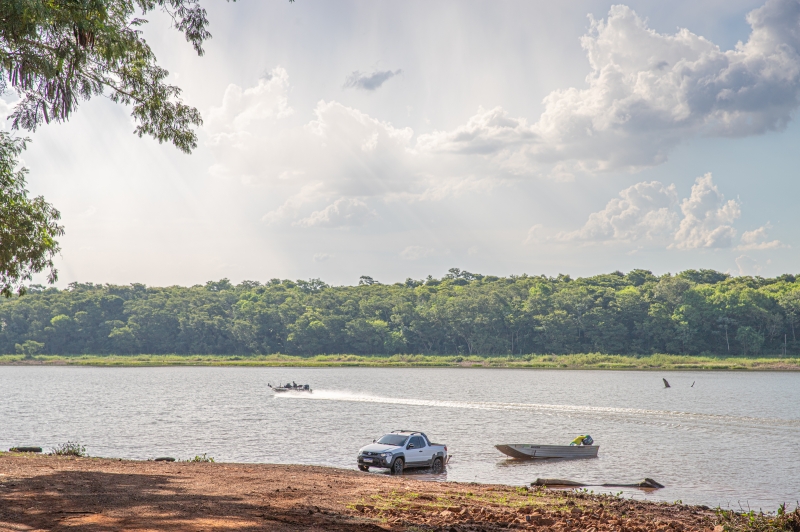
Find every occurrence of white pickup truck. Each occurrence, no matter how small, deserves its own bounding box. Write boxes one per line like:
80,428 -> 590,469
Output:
357,430 -> 448,475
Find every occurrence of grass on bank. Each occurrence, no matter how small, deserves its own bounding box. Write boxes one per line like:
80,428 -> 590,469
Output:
1,352 -> 799,370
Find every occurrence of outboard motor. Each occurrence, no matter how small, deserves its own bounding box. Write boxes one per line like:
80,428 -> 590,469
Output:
582,435 -> 594,446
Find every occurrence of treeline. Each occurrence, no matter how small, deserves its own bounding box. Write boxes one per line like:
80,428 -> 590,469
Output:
1,269 -> 799,357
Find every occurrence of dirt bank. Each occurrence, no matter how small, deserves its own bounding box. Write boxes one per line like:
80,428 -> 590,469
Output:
0,454 -> 793,531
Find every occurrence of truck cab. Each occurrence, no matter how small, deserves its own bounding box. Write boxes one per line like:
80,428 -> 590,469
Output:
357,430 -> 448,475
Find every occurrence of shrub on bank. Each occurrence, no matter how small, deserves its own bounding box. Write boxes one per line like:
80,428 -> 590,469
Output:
50,441 -> 86,457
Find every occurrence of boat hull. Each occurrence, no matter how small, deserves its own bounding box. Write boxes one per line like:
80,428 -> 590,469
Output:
495,444 -> 599,460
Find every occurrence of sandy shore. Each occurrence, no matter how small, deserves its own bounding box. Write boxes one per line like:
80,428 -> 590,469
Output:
0,454 -> 792,531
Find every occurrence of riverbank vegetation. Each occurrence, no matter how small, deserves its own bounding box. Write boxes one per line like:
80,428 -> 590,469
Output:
2,269 -> 800,358
1,353 -> 798,370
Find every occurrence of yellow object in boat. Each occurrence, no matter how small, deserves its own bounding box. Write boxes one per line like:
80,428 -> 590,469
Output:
570,435 -> 586,446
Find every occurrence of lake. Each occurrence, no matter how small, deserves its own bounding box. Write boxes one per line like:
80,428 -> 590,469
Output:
1,366 -> 798,510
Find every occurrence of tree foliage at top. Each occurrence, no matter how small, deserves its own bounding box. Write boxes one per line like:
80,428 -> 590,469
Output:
2,269 -> 800,357
0,133 -> 63,297
0,0 -> 214,152
1,0 -> 299,294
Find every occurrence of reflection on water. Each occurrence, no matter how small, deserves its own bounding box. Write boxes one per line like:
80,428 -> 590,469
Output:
1,366 -> 798,510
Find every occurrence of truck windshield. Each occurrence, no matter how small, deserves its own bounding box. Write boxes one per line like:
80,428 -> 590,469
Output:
377,435 -> 409,446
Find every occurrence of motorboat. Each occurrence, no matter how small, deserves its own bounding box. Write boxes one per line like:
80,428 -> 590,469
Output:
495,444 -> 599,460
268,382 -> 312,393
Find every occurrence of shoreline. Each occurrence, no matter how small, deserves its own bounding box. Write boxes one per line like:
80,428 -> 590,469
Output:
1,353 -> 800,371
2,454 -> 794,531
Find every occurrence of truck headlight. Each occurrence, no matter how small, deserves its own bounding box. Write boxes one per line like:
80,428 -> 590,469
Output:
381,452 -> 391,458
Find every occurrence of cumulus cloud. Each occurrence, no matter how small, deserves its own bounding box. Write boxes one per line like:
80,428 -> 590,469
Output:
344,69 -> 403,91
737,224 -> 784,250
736,254 -> 763,275
553,173 -> 780,252
206,68 -> 294,137
417,106 -> 537,155
206,68 -> 446,226
205,64 -> 514,231
525,224 -> 546,244
418,0 -> 800,173
207,67 -> 416,195
294,198 -> 376,228
313,253 -> 334,262
672,174 -> 740,249
262,183 -> 325,224
400,246 -> 434,260
203,0 -> 800,234
557,181 -> 678,242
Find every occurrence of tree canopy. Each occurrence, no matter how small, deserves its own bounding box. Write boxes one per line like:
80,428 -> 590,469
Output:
1,0 -> 289,294
1,0 -> 213,151
2,269 -> 799,357
0,133 -> 63,297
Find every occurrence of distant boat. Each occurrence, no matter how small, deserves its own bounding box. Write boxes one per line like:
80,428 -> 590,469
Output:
495,444 -> 599,460
268,383 -> 312,393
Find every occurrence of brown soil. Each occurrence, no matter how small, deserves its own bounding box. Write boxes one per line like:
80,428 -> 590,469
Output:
0,453 -> 727,531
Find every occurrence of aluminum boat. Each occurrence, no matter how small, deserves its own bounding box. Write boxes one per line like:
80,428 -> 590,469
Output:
495,444 -> 599,460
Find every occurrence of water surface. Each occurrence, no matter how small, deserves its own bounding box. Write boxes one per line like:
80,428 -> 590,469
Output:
1,366 -> 797,510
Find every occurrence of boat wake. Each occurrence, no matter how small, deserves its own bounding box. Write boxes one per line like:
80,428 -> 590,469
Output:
275,389 -> 799,431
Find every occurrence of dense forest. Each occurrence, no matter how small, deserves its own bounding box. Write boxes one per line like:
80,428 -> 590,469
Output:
1,269 -> 799,357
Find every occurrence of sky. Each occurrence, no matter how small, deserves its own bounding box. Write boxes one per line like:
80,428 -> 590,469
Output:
9,0 -> 800,287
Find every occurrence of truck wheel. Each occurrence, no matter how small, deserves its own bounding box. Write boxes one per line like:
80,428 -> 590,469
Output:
358,465 -> 369,472
430,457 -> 443,474
390,458 -> 404,475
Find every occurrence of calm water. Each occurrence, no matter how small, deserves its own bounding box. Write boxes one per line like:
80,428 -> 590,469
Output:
1,366 -> 798,510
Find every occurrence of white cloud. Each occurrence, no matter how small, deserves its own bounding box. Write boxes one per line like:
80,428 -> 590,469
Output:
199,0 -> 800,255
737,224 -> 784,250
553,173 -> 778,252
294,198 -> 376,228
302,100 -> 417,198
313,253 -> 334,262
416,106 -> 537,155
672,173 -> 740,249
525,224 -> 546,244
207,68 -> 416,197
400,246 -> 434,260
736,254 -> 763,275
389,175 -> 502,203
557,181 -> 678,242
344,69 -> 403,91
417,0 -> 800,173
262,183 -> 325,224
205,66 -> 518,233
206,67 -> 294,138
206,70 -> 441,226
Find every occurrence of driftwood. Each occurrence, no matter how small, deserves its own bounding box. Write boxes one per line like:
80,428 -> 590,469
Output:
154,457 -> 176,462
602,478 -> 665,489
532,477 -> 664,489
531,478 -> 585,487
9,447 -> 42,453
663,378 -> 671,388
